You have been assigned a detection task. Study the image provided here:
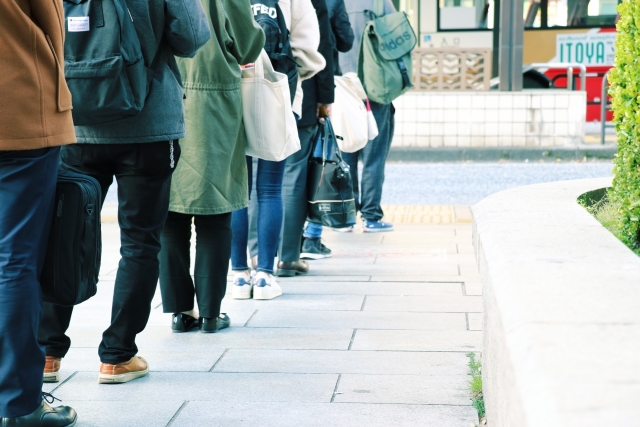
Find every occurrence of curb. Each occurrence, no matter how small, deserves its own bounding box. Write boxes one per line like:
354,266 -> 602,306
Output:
387,146 -> 617,162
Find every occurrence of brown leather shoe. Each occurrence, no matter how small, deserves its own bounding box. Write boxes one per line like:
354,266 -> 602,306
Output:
98,356 -> 149,384
276,260 -> 309,277
43,356 -> 61,383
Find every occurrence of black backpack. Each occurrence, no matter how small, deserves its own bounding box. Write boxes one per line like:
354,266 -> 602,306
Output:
63,0 -> 152,125
250,0 -> 299,103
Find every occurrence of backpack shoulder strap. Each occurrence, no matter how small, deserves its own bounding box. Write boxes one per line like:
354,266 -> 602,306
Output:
374,0 -> 385,17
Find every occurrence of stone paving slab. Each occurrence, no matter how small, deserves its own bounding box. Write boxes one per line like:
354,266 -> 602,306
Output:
40,400 -> 183,427
213,349 -> 469,375
363,295 -> 483,313
246,310 -> 467,330
351,330 -> 483,352
294,264 -> 460,276
47,346 -> 227,373
467,313 -> 483,331
334,374 -> 470,405
279,282 -> 464,296
464,281 -> 483,296
51,213 -> 481,426
53,372 -> 339,403
169,402 -> 478,427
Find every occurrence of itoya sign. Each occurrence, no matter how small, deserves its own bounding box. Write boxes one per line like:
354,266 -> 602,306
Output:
556,31 -> 616,65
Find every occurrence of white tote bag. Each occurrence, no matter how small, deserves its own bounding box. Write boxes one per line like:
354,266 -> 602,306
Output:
241,50 -> 300,161
333,73 -> 369,153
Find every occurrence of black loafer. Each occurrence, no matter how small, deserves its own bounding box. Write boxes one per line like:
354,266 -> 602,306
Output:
1,399 -> 77,426
199,314 -> 230,334
172,313 -> 199,333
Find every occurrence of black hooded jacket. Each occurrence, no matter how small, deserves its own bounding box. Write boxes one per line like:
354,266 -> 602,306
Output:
299,0 -> 354,127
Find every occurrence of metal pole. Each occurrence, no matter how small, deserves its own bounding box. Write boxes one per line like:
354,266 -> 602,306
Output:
601,70 -> 610,145
499,0 -> 524,91
492,0 -> 500,78
567,66 -> 573,91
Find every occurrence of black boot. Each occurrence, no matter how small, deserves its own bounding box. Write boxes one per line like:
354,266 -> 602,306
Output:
1,400 -> 77,426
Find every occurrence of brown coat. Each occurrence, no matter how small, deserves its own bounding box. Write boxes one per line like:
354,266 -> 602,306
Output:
0,0 -> 76,150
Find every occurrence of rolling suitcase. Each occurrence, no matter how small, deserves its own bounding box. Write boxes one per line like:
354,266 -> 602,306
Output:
41,169 -> 102,306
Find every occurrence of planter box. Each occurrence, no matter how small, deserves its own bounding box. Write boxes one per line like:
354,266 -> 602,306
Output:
472,177 -> 640,426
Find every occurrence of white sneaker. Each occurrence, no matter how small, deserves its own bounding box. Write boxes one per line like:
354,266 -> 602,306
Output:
253,273 -> 283,300
333,226 -> 353,233
231,273 -> 253,299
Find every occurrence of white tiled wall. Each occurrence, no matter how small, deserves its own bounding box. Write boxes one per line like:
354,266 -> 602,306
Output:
392,90 -> 586,148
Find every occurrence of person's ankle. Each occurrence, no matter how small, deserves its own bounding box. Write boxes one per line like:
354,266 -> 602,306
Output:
255,271 -> 272,281
181,309 -> 198,318
233,270 -> 250,279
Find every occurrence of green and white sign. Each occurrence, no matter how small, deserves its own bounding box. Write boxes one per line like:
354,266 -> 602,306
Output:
556,32 -> 616,65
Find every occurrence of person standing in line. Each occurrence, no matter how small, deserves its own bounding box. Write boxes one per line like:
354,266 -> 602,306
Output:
338,0 -> 397,233
38,0 -> 210,384
231,0 -> 325,298
277,0 -> 355,276
158,0 -> 265,333
0,0 -> 78,425
298,0 -> 354,261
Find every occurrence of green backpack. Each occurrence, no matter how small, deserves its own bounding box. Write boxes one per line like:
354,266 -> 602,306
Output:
63,0 -> 152,125
357,0 -> 416,105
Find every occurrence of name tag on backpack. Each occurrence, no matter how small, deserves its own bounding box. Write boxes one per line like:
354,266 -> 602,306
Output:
68,17 -> 90,32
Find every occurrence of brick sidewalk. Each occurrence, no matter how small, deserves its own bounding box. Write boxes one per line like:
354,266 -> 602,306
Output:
44,208 -> 482,426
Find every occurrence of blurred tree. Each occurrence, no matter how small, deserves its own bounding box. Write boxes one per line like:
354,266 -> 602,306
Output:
609,0 -> 640,249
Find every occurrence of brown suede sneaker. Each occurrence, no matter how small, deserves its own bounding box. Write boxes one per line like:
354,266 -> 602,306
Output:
43,356 -> 61,383
98,356 -> 149,384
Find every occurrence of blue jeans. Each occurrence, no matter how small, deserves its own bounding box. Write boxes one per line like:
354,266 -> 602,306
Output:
0,147 -> 59,417
342,101 -> 395,222
231,156 -> 285,274
304,222 -> 323,238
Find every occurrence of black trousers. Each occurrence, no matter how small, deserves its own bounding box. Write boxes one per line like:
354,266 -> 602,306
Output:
0,147 -> 59,418
38,141 -> 180,364
158,211 -> 231,319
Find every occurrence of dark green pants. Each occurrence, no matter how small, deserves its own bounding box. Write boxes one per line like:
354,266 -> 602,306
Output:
159,211 -> 231,319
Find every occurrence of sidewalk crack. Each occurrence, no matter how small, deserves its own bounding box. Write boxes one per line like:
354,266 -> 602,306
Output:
165,401 -> 189,427
210,349 -> 229,372
360,296 -> 367,311
330,374 -> 343,403
348,329 -> 358,350
465,313 -> 470,331
50,371 -> 78,394
244,309 -> 259,327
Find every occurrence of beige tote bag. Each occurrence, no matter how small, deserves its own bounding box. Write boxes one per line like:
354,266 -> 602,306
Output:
333,73 -> 371,153
241,50 -> 300,161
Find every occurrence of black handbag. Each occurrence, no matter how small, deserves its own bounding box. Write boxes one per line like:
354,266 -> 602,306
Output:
307,118 -> 357,228
41,169 -> 102,306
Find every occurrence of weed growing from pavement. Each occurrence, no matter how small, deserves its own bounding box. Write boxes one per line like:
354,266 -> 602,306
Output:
467,352 -> 486,422
581,194 -> 640,257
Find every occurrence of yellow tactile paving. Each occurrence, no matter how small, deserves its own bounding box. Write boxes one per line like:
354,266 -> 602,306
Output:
383,205 -> 472,224
102,205 -> 473,224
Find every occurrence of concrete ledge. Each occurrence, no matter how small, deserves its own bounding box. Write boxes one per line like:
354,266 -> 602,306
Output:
472,177 -> 640,426
387,146 -> 616,162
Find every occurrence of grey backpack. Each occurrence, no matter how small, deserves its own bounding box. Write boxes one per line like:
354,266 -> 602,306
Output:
63,0 -> 152,125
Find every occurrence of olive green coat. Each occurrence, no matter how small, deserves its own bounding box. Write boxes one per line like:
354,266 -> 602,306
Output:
170,0 -> 265,215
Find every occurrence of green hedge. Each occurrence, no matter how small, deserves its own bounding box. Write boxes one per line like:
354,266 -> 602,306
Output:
609,0 -> 640,249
